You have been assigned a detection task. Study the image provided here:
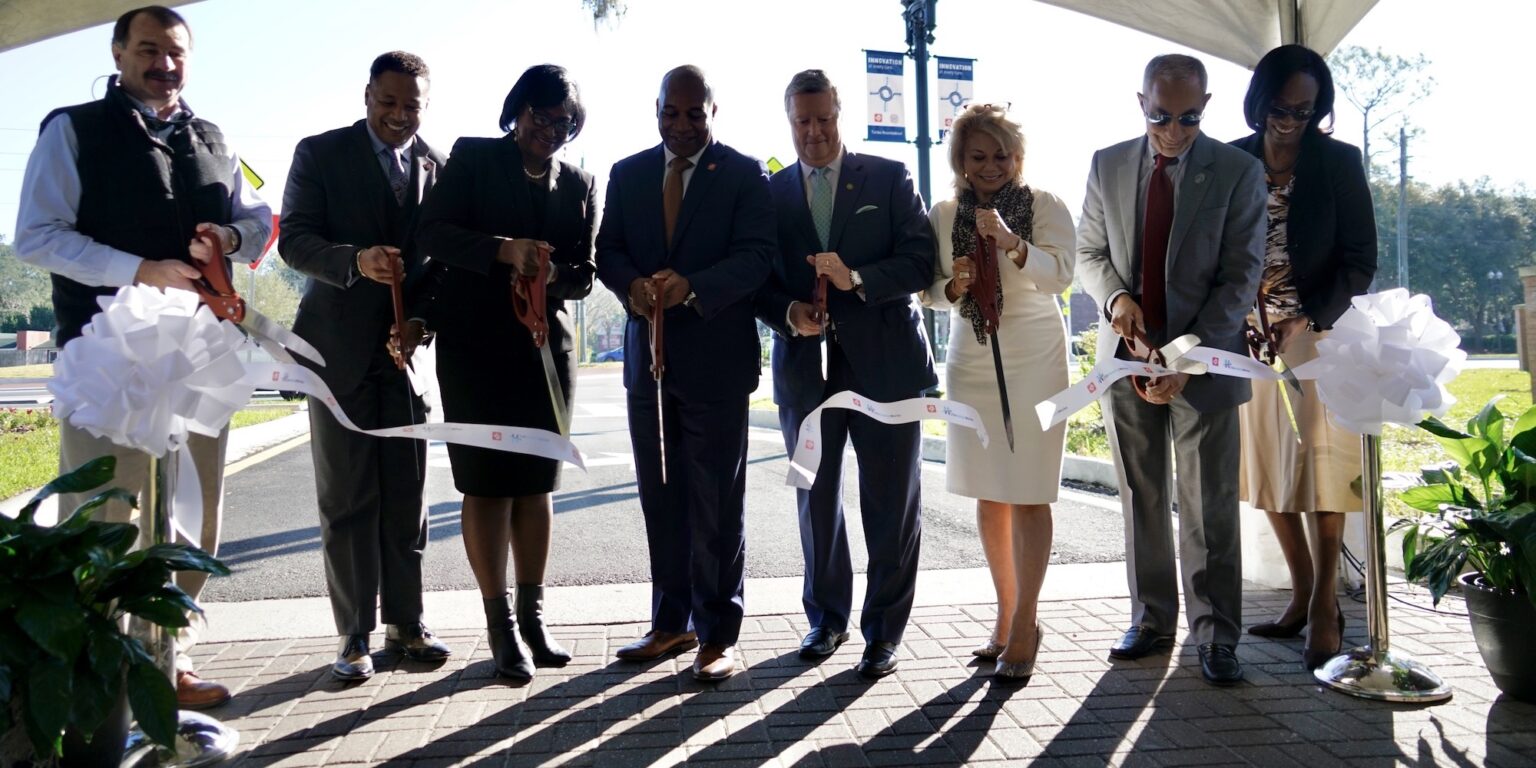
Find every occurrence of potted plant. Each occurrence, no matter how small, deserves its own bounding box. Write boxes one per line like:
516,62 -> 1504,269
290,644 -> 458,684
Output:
1394,398 -> 1536,702
1,456 -> 229,765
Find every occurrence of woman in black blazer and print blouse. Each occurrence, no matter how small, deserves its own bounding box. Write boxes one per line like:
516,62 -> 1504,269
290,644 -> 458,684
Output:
1230,45 -> 1377,671
417,64 -> 597,681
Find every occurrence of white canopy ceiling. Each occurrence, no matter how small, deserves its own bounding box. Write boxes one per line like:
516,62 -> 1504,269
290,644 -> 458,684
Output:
0,0 -> 195,53
1036,0 -> 1380,68
0,0 -> 1378,66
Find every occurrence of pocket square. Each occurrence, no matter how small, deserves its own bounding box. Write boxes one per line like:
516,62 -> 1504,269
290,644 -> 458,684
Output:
855,205 -> 879,215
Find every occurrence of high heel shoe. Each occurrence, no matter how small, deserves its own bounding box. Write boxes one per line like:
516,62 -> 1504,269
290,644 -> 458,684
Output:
971,640 -> 1005,660
994,624 -> 1043,682
1301,607 -> 1345,671
484,593 -> 534,681
1247,612 -> 1307,639
516,583 -> 572,667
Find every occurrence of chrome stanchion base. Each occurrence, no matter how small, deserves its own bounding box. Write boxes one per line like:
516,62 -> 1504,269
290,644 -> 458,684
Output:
121,712 -> 239,767
1315,645 -> 1453,703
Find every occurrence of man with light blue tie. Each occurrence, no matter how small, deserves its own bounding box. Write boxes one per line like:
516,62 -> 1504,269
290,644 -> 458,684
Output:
755,69 -> 937,679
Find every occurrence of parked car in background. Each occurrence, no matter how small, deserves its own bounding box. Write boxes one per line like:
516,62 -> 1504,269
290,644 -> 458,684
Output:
595,347 -> 624,362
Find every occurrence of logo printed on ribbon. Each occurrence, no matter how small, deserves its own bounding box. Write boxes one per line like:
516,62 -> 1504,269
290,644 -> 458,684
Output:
787,391 -> 988,489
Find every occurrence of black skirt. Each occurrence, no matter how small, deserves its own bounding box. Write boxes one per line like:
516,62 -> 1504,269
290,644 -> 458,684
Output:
435,317 -> 575,497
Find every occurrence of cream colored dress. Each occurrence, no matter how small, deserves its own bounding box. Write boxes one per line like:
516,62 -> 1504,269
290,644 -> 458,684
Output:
923,187 -> 1075,504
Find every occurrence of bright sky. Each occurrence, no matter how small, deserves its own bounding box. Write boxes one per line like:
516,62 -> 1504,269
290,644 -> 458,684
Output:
0,0 -> 1528,245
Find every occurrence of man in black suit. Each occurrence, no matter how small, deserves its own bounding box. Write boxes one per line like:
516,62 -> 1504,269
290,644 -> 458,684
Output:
279,50 -> 451,680
756,70 -> 936,678
595,65 -> 775,681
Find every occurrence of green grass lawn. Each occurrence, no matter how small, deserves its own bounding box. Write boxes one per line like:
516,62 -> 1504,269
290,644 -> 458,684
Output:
0,363 -> 53,379
0,403 -> 301,501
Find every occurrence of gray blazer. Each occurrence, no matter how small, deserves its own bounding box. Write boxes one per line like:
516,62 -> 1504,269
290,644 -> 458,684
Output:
1076,132 -> 1266,412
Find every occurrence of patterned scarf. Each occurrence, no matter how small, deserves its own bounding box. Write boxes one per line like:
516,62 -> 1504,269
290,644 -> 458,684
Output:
954,180 -> 1034,344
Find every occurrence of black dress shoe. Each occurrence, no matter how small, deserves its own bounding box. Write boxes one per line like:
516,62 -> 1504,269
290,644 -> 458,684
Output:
1302,607 -> 1346,671
856,642 -> 899,679
332,634 -> 374,681
1108,626 -> 1174,660
1198,643 -> 1244,686
385,623 -> 452,661
1248,613 -> 1307,638
799,627 -> 850,659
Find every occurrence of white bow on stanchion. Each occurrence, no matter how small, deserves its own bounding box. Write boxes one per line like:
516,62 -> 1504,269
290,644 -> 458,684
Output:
1290,288 -> 1465,702
48,285 -> 247,766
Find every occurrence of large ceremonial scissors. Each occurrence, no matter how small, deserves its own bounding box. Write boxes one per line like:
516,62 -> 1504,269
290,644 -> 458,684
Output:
513,244 -> 571,437
971,221 -> 1013,452
191,230 -> 325,366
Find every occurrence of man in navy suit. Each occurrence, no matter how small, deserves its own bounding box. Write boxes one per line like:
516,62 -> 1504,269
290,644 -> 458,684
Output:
595,65 -> 775,681
756,70 -> 937,679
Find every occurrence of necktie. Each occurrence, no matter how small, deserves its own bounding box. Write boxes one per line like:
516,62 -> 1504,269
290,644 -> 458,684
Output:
809,166 -> 834,250
385,148 -> 409,206
1140,154 -> 1178,333
663,156 -> 693,248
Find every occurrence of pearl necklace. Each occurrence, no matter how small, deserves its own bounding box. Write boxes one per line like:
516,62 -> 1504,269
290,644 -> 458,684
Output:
523,165 -> 549,180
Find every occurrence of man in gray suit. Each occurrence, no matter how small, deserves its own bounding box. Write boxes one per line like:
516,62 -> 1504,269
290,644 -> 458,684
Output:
280,51 -> 451,680
1076,54 -> 1265,685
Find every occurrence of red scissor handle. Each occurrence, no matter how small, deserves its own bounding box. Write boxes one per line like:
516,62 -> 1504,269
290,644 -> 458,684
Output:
191,230 -> 245,324
1244,284 -> 1279,365
512,245 -> 552,349
1124,329 -> 1169,403
648,276 -> 667,382
972,220 -> 1001,336
811,273 -> 829,331
388,255 -> 409,369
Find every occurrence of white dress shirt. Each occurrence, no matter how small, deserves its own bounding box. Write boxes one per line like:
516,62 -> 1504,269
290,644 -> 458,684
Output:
14,103 -> 272,288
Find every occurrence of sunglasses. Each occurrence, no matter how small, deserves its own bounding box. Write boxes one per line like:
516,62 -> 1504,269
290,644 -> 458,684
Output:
1268,105 -> 1316,122
1145,111 -> 1203,127
529,109 -> 578,140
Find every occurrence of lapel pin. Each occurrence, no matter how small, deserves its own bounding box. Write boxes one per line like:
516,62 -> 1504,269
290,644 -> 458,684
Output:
1194,172 -> 1207,184
707,163 -> 717,171
846,183 -> 854,190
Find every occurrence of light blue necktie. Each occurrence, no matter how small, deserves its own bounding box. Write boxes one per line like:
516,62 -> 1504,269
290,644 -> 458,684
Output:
809,166 -> 833,250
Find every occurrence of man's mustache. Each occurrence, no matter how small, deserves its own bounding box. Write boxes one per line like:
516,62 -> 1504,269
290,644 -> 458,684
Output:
146,71 -> 181,83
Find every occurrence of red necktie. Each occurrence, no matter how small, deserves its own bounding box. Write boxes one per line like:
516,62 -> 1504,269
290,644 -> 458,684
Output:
1141,154 -> 1177,333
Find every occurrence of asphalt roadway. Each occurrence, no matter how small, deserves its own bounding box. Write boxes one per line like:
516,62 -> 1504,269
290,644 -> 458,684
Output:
200,370 -> 1128,603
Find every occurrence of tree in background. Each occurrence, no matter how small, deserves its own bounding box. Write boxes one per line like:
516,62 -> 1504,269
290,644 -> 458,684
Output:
0,235 -> 52,331
1328,46 -> 1435,179
1373,178 -> 1534,349
244,260 -> 302,330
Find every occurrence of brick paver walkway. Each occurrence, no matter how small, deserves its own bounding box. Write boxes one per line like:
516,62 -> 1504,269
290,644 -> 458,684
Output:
192,589 -> 1534,767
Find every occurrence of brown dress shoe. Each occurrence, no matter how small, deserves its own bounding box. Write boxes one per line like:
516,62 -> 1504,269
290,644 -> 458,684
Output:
692,644 -> 737,681
176,671 -> 231,710
615,630 -> 699,661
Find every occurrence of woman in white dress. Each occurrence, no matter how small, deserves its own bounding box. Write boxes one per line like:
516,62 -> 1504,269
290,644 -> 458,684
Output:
923,103 -> 1075,680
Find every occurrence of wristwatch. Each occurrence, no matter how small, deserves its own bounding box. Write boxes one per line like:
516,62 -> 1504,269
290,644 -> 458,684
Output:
225,225 -> 242,255
684,291 -> 700,309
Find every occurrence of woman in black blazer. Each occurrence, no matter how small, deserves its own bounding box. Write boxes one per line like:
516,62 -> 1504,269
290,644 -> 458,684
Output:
417,64 -> 597,681
1230,45 -> 1377,671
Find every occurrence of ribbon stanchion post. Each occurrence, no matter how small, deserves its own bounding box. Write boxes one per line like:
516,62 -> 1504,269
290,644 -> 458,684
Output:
1293,289 -> 1463,702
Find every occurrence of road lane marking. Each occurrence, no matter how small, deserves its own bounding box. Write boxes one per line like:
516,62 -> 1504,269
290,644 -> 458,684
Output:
225,433 -> 310,478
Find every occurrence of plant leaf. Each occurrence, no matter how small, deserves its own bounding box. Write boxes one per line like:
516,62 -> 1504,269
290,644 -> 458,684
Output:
56,488 -> 139,529
140,543 -> 231,576
1468,399 -> 1506,446
69,656 -> 112,739
24,659 -> 73,759
119,596 -> 191,628
1398,484 -> 1478,513
18,456 -> 117,525
126,659 -> 178,748
15,597 -> 86,662
1419,416 -> 1472,441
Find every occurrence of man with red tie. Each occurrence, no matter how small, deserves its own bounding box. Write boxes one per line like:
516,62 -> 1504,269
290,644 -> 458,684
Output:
1075,54 -> 1265,686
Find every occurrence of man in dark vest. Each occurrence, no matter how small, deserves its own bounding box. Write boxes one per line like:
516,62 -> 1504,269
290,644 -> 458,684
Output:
14,5 -> 272,709
279,51 -> 451,681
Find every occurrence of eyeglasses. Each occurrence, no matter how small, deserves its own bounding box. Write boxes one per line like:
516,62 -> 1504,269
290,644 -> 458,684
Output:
1145,111 -> 1203,127
528,109 -> 578,140
1267,105 -> 1316,122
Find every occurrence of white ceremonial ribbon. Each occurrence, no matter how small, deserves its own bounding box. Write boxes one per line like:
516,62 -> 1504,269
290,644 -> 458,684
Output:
1034,333 -> 1217,430
786,391 -> 988,489
1185,345 -> 1285,381
1284,289 -> 1464,435
245,363 -> 586,469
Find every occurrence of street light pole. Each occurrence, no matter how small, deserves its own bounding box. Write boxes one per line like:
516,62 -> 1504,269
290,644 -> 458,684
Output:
902,0 -> 939,359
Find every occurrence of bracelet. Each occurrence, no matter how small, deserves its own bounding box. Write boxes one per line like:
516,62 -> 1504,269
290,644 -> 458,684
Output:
355,249 -> 367,277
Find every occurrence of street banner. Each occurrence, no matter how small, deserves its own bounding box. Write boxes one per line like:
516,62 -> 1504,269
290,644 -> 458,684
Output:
935,56 -> 974,142
866,50 -> 906,142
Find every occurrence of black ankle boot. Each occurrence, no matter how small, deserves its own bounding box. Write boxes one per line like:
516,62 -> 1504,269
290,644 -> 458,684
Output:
516,583 -> 572,666
483,593 -> 534,681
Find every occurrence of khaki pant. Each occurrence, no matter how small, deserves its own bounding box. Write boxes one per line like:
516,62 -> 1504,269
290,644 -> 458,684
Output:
59,424 -> 227,670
